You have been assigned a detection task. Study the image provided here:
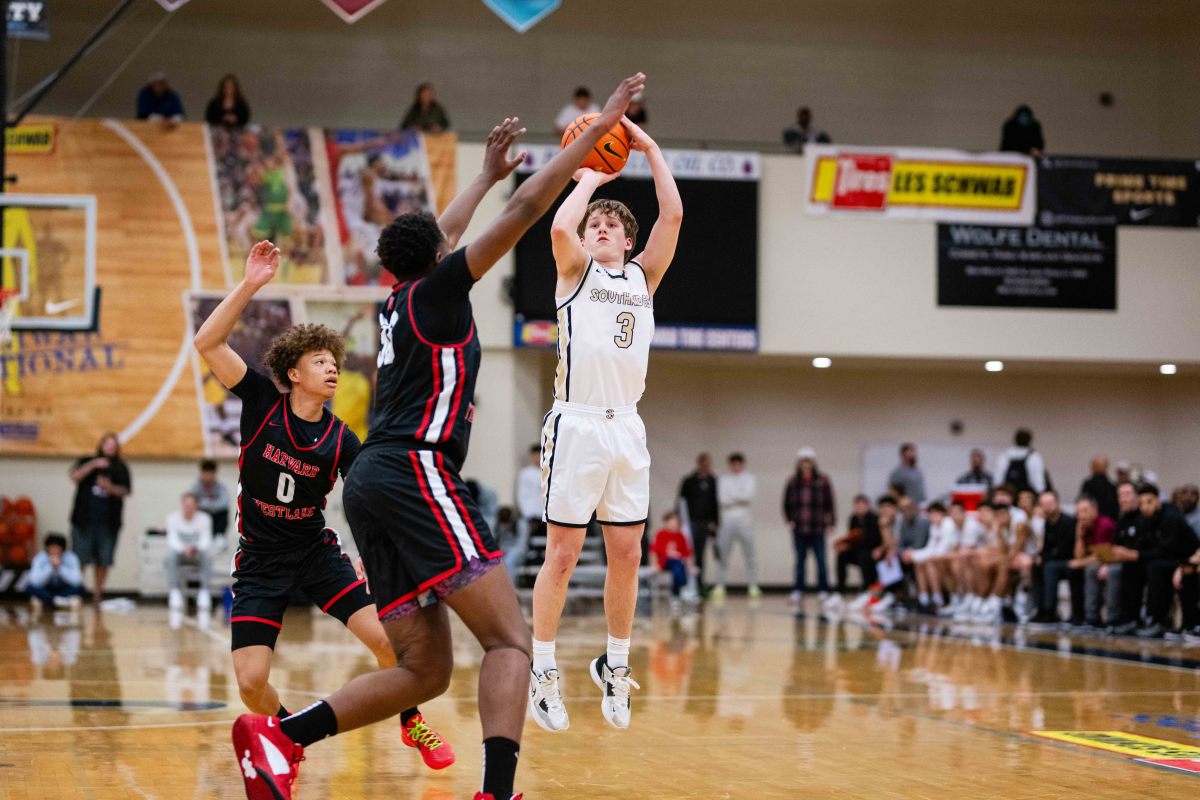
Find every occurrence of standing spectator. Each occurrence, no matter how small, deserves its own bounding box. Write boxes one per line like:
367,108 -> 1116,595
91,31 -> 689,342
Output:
205,74 -> 251,129
164,492 -> 214,613
888,443 -> 926,504
782,447 -> 835,605
679,453 -> 720,596
999,105 -> 1044,157
510,444 -> 543,580
27,533 -> 84,613
1079,456 -> 1119,522
782,106 -> 831,154
956,448 -> 994,490
1128,484 -> 1199,638
995,428 -> 1049,495
69,432 -> 132,603
833,494 -> 880,593
626,92 -> 647,127
715,453 -> 758,602
136,71 -> 185,126
400,82 -> 451,133
554,86 -> 599,135
191,459 -> 230,544
1075,495 -> 1117,628
650,512 -> 693,613
1033,491 -> 1080,625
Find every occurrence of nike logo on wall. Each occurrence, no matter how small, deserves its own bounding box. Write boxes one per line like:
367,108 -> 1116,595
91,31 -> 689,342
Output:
1128,207 -> 1154,221
45,298 -> 82,315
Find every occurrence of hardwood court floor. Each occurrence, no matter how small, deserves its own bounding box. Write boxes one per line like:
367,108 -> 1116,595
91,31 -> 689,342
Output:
1,596 -> 1198,799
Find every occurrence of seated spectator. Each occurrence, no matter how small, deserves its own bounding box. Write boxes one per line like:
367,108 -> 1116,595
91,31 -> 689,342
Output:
953,501 -> 997,621
999,105 -> 1044,156
990,484 -> 1028,525
834,494 -> 881,593
191,459 -> 230,544
400,82 -> 451,133
975,502 -> 1031,623
650,512 -> 694,612
908,502 -> 952,613
1080,456 -> 1119,521
895,495 -> 930,559
956,448 -> 993,490
164,492 -> 213,613
136,71 -> 185,127
205,74 -> 251,129
782,106 -> 831,154
626,92 -> 647,126
1092,480 -> 1143,631
555,86 -> 599,135
1033,491 -> 1080,625
1126,484 -> 1199,638
1175,483 -> 1200,536
1074,495 -> 1117,628
936,501 -> 984,618
1176,547 -> 1200,643
995,428 -> 1049,495
27,533 -> 84,613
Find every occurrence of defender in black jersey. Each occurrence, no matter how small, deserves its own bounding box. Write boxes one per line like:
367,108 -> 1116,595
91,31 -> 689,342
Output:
196,241 -> 455,775
229,78 -> 647,800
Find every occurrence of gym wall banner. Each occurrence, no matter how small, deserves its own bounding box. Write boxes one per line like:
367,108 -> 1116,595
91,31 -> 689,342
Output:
802,145 -> 1036,225
6,0 -> 48,40
1037,156 -> 1200,228
937,224 -> 1116,310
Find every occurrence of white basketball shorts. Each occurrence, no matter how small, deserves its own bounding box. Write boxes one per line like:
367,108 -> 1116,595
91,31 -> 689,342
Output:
540,400 -> 651,528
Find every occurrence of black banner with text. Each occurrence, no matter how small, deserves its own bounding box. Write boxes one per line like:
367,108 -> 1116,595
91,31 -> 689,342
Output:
938,224 -> 1116,310
1038,156 -> 1200,228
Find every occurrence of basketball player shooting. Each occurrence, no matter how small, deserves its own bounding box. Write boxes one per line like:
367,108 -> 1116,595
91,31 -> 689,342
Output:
529,117 -> 683,731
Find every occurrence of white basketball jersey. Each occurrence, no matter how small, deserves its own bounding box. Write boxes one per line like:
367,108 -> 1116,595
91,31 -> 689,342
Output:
553,258 -> 654,407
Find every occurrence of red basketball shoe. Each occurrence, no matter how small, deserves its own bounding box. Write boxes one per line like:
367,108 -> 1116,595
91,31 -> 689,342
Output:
473,794 -> 524,800
401,712 -> 456,770
232,714 -> 304,799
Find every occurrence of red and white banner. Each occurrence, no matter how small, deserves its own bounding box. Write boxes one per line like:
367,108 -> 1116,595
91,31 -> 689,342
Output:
801,144 -> 1037,225
317,0 -> 389,24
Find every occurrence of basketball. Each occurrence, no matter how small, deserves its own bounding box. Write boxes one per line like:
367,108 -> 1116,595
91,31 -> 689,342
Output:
13,497 -> 33,516
6,543 -> 28,565
13,521 -> 33,541
0,522 -> 9,542
561,113 -> 631,174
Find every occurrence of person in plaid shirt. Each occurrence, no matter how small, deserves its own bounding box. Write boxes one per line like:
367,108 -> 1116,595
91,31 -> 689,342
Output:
783,446 -> 836,606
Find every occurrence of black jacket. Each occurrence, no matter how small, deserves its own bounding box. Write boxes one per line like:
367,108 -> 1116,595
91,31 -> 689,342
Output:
1041,512 -> 1078,562
1079,475 -> 1119,522
1136,508 -> 1199,562
679,472 -> 719,523
69,456 -> 132,530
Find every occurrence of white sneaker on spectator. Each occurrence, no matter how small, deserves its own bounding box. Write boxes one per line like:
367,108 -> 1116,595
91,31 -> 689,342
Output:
197,593 -> 212,612
974,597 -> 1002,624
529,667 -> 569,732
789,590 -> 802,608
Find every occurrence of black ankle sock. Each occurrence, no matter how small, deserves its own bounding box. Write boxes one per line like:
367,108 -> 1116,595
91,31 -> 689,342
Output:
400,707 -> 420,727
279,700 -> 337,747
481,736 -> 519,799
276,705 -> 290,719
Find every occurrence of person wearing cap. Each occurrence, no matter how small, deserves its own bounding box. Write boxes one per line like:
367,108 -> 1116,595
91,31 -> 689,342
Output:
136,71 -> 185,127
782,447 -> 835,607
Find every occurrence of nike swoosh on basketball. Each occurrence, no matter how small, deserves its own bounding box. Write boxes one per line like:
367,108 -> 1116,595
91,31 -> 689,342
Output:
603,142 -> 623,158
45,298 -> 82,315
1128,207 -> 1154,221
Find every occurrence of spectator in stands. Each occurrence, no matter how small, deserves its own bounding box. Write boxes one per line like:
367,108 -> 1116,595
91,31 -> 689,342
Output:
1094,480 -> 1142,632
991,484 -> 1029,525
888,443 -> 926,503
995,428 -> 1048,495
1127,484 -> 1199,638
204,74 -> 251,129
1075,494 -> 1117,628
69,432 -> 132,603
1033,490 -> 1080,625
1079,456 -> 1119,522
908,502 -> 952,612
999,105 -> 1044,156
191,460 -> 230,544
715,453 -> 759,602
400,82 -> 451,133
510,444 -> 543,582
1114,460 -> 1133,486
27,533 -> 84,614
783,446 -> 835,605
896,496 -> 931,599
164,492 -> 214,613
136,71 -> 185,127
650,511 -> 694,613
1175,483 -> 1200,535
464,478 -> 499,535
680,453 -> 721,596
626,92 -> 648,127
834,494 -> 880,593
782,106 -> 831,154
554,86 -> 599,135
956,448 -> 993,490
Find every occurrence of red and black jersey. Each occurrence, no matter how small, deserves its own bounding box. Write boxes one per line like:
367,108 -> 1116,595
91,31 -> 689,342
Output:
232,369 -> 361,553
366,247 -> 481,469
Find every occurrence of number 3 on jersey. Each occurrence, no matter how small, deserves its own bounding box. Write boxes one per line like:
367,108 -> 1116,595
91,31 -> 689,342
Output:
614,311 -> 635,349
276,472 -> 295,503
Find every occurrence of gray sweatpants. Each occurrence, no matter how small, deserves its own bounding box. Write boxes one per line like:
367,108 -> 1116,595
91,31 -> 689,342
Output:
164,550 -> 212,598
1084,561 -> 1123,623
717,514 -> 757,587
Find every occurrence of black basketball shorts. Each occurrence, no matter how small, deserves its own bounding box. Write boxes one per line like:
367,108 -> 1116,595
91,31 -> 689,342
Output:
343,446 -> 503,622
230,529 -> 371,650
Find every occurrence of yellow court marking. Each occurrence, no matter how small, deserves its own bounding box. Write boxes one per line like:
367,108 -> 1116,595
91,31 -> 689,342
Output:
1033,730 -> 1200,760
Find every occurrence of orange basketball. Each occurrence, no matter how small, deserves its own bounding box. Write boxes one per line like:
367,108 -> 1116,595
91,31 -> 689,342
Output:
561,113 -> 631,175
0,523 -> 9,543
13,521 -> 34,541
13,497 -> 34,516
6,543 -> 29,566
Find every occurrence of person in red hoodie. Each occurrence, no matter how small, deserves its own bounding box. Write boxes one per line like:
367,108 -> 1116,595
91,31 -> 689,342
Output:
651,512 -> 694,604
